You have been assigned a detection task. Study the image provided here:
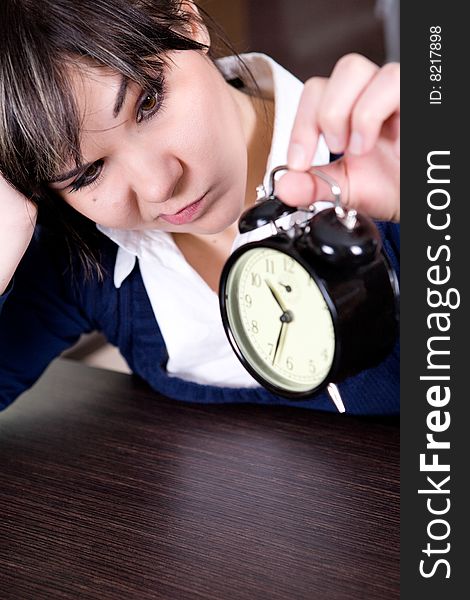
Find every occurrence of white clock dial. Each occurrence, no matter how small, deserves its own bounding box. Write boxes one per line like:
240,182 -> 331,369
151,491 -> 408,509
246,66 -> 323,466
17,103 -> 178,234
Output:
225,247 -> 335,393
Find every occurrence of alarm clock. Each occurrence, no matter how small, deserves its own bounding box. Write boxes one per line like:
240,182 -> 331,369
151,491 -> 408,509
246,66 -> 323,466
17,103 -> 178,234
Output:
218,165 -> 399,413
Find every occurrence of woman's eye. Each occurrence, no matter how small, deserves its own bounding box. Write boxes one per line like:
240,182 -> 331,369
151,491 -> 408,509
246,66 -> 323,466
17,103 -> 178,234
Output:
69,160 -> 104,192
141,94 -> 157,112
136,90 -> 161,123
83,162 -> 101,179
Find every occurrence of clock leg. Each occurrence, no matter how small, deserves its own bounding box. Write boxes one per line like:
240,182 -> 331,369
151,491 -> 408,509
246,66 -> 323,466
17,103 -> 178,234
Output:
327,383 -> 346,413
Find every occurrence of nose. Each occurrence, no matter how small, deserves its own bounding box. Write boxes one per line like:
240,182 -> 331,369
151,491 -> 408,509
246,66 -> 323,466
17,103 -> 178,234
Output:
123,148 -> 183,212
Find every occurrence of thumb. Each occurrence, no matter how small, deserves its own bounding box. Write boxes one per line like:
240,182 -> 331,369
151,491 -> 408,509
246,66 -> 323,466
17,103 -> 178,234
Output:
275,160 -> 348,210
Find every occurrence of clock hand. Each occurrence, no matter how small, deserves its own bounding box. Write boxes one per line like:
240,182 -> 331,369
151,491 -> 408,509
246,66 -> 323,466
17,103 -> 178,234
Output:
278,282 -> 292,293
265,280 -> 294,366
272,310 -> 293,366
272,321 -> 285,366
265,280 -> 288,313
273,321 -> 290,366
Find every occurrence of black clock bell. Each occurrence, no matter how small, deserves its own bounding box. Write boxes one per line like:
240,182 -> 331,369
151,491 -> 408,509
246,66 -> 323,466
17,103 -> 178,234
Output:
218,165 -> 399,413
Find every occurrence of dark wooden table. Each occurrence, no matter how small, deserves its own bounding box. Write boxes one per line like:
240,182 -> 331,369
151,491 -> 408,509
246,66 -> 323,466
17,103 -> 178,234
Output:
0,359 -> 399,600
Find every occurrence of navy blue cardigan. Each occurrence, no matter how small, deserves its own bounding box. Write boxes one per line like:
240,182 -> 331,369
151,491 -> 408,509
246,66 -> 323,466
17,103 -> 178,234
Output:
0,222 -> 400,414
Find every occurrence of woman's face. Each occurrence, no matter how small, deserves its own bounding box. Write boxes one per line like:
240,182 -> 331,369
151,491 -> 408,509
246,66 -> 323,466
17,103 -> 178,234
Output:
50,50 -> 249,234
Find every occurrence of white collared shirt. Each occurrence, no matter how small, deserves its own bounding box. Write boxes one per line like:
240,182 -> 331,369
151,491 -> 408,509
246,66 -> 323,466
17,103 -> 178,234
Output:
97,53 -> 330,387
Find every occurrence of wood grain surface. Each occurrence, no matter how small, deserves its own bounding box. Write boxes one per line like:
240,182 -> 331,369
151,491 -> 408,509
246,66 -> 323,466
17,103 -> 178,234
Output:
0,359 -> 399,600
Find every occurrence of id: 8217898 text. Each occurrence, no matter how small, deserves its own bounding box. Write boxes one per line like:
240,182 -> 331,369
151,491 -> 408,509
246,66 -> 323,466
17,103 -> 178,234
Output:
429,25 -> 442,105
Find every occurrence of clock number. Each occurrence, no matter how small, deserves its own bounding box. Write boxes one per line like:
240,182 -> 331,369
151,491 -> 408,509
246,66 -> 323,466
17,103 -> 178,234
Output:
286,356 -> 294,371
244,294 -> 252,308
267,343 -> 274,357
283,257 -> 295,274
251,273 -> 262,287
251,320 -> 259,334
265,259 -> 275,274
308,359 -> 317,374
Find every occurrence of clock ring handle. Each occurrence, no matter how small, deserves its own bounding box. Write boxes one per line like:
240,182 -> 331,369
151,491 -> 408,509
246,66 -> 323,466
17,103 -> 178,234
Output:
268,164 -> 357,229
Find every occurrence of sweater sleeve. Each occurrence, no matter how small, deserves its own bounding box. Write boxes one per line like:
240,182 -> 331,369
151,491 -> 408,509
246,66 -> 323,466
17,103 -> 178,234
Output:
0,230 -> 94,411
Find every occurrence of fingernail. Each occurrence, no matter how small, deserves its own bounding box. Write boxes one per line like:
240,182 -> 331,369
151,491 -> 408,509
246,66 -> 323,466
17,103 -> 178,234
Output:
349,132 -> 363,155
288,143 -> 305,170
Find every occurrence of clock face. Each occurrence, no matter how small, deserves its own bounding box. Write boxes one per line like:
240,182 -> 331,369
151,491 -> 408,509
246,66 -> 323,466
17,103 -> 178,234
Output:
224,247 -> 336,394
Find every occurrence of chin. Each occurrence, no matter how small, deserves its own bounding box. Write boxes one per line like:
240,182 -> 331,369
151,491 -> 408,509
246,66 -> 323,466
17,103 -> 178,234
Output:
205,209 -> 242,235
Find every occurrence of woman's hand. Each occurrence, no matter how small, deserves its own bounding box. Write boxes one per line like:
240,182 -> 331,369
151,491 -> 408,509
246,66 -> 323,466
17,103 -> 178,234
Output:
276,54 -> 400,222
0,174 -> 37,295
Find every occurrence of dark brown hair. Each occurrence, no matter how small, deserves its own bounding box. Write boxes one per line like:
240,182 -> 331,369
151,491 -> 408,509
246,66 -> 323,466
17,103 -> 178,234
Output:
0,0 -> 257,279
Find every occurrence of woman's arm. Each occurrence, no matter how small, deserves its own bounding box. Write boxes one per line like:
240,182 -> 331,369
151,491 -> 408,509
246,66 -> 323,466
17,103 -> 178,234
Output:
0,175 -> 37,295
0,228 -> 93,410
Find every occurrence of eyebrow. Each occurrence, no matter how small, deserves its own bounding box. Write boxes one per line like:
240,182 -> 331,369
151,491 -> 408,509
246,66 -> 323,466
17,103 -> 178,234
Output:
50,77 -> 129,184
113,76 -> 130,118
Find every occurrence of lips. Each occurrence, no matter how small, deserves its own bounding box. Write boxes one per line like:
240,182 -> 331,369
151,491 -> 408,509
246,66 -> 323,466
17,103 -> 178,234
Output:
159,194 -> 207,226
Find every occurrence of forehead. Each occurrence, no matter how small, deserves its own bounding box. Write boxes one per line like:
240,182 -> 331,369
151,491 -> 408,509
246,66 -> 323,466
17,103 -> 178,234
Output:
68,64 -> 128,131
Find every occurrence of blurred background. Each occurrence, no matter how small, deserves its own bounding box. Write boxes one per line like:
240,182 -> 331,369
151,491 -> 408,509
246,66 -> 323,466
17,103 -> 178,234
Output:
64,0 -> 399,372
198,0 -> 399,79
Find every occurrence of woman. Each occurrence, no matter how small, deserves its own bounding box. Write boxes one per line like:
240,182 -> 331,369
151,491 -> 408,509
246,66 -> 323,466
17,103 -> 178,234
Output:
0,0 -> 400,413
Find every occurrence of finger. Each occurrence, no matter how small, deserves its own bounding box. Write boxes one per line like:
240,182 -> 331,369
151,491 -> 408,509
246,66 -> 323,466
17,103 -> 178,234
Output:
276,159 -> 347,208
380,111 -> 400,158
275,171 -> 316,207
392,113 -> 400,158
317,53 -> 379,154
348,62 -> 400,156
287,77 -> 327,171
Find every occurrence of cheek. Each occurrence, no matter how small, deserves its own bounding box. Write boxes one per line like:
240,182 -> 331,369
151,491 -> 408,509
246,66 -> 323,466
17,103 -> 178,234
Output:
206,102 -> 246,167
173,75 -> 247,179
63,193 -> 137,228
